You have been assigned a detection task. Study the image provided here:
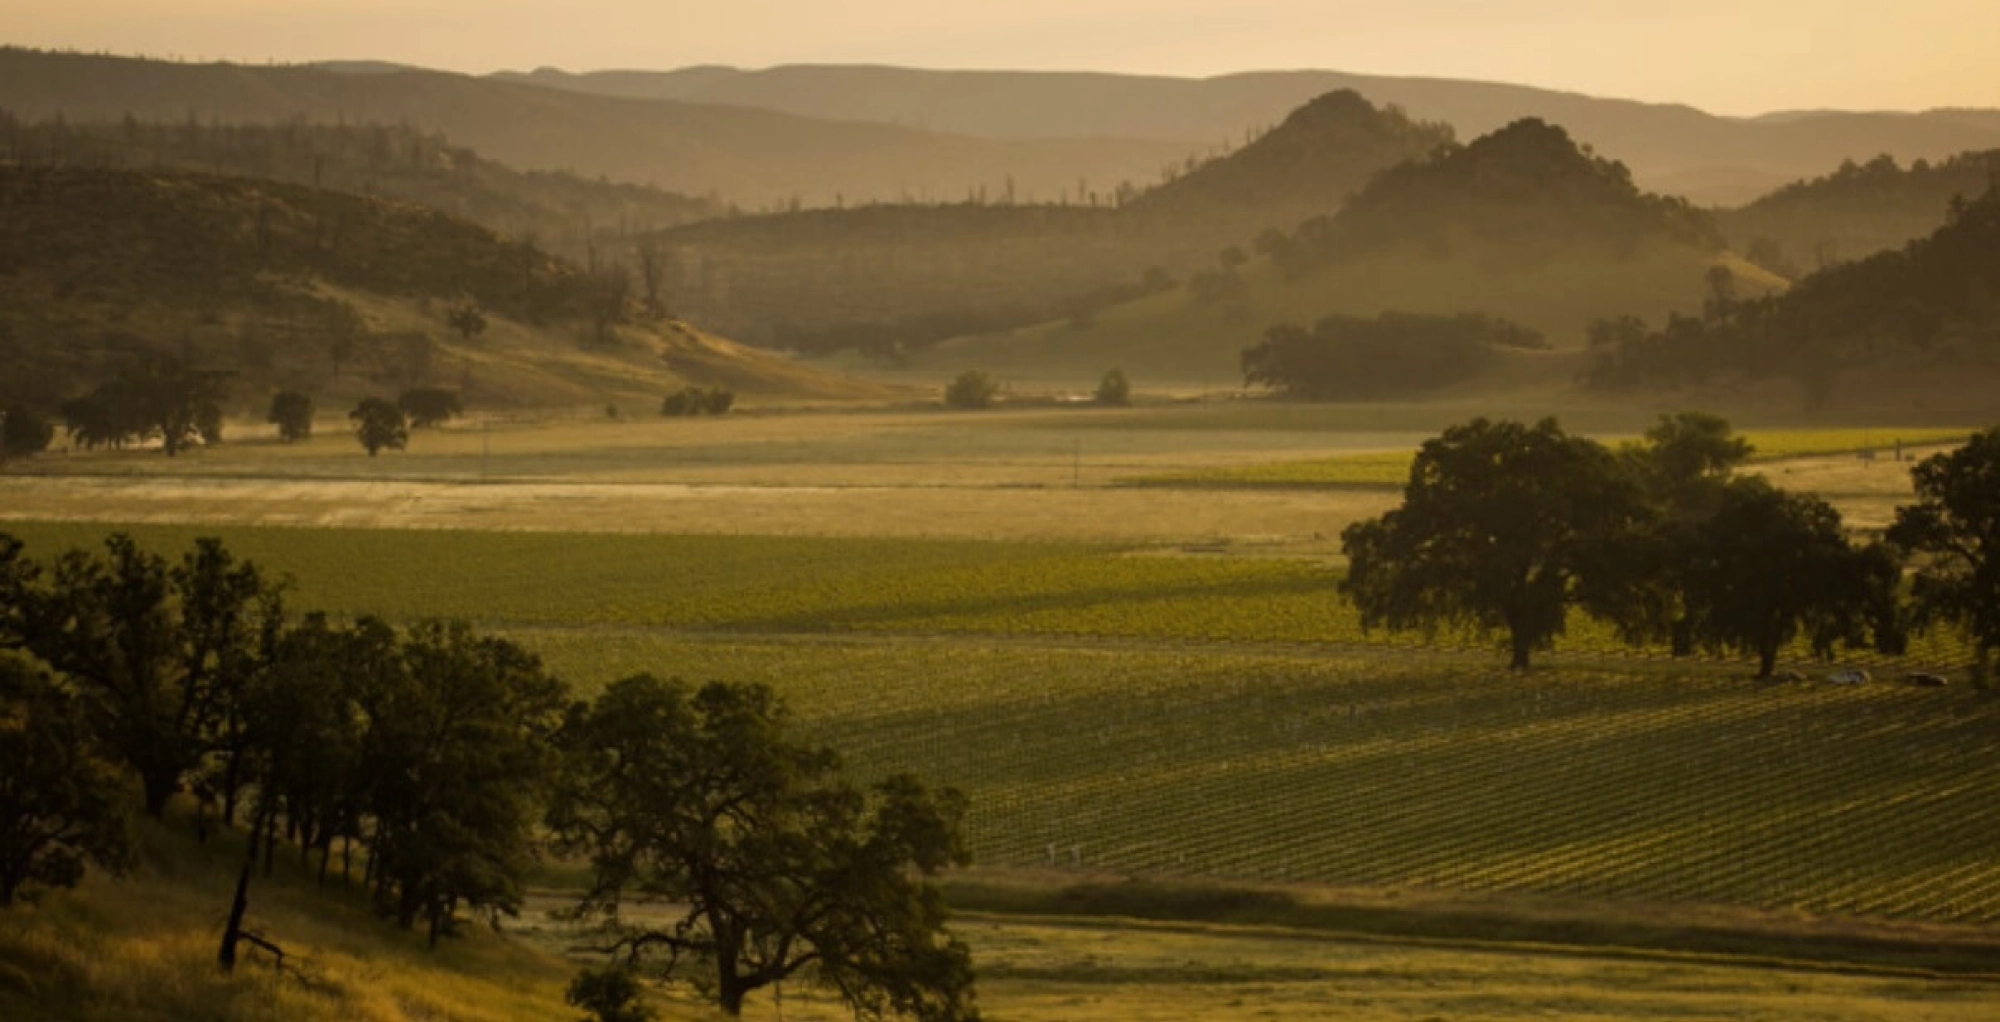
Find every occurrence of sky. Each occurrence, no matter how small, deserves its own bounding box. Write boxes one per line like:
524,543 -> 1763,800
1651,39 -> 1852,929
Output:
4,0 -> 1996,116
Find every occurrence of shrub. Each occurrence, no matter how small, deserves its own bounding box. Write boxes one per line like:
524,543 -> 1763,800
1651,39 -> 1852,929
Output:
944,370 -> 999,410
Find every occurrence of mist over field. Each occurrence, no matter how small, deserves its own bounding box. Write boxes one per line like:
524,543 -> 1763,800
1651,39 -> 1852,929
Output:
4,8 -> 2000,1020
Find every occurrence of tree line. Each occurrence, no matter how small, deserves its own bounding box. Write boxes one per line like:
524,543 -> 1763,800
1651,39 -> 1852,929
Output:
1345,413 -> 2000,679
1241,312 -> 1547,400
0,532 -> 977,1020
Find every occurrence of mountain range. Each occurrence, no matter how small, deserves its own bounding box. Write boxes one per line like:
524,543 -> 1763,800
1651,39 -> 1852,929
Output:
494,64 -> 2000,206
6,49 -> 1998,211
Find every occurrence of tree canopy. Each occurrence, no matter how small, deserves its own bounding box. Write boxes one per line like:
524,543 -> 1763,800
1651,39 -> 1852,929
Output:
1242,312 -> 1544,400
350,397 -> 409,456
549,675 -> 978,1020
1890,427 -> 2000,685
1341,418 -> 1645,669
267,391 -> 314,443
1679,479 -> 1901,677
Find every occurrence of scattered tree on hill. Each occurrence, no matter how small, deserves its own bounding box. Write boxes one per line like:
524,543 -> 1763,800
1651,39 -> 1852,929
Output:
350,397 -> 408,456
1093,368 -> 1131,407
398,387 -> 462,429
1,405 -> 55,460
944,370 -> 999,410
1341,418 -> 1646,669
0,656 -> 132,906
445,300 -> 487,343
1889,428 -> 2000,687
634,237 -> 669,318
549,676 -> 978,1020
1680,479 -> 1901,677
585,264 -> 633,347
266,391 -> 314,442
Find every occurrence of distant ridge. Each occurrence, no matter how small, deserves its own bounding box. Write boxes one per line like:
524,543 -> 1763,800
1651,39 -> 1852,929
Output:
0,48 -> 1196,208
917,118 -> 1773,382
497,65 -> 2000,205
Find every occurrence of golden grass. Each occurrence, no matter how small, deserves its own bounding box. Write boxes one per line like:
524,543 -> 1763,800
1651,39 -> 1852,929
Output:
0,816 -> 587,1022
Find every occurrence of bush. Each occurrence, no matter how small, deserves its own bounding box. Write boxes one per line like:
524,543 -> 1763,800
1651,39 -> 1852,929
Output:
660,386 -> 734,417
1094,369 -> 1131,406
397,387 -> 462,429
944,370 -> 999,410
1,405 -> 55,459
267,391 -> 314,442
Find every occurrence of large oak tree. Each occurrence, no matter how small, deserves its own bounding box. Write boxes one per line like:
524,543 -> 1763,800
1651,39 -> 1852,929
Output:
1341,417 -> 1646,669
549,675 -> 977,1020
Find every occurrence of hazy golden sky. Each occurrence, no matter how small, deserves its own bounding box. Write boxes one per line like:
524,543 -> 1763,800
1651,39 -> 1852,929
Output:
4,0 -> 1995,115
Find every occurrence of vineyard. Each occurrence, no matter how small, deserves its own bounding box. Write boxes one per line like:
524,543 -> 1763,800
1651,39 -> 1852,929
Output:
2,522 -> 1976,667
518,634 -> 2000,926
1127,426 -> 1976,489
6,521 -> 1998,928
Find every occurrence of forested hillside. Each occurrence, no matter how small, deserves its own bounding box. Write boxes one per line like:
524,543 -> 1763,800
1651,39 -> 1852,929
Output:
1720,149 -> 2000,275
0,165 -> 889,412
922,119 -> 1771,382
1587,184 -> 2000,406
0,113 -> 725,257
654,91 -> 1450,353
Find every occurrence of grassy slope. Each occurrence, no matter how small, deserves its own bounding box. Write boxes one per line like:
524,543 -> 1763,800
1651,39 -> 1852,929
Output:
919,242 -> 1785,384
0,816 -> 581,1022
319,284 -> 904,410
0,164 -> 897,412
12,819 -> 1994,1022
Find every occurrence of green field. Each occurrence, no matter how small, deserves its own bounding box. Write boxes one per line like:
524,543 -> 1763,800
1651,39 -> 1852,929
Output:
1131,427 -> 1977,488
8,521 -> 1997,929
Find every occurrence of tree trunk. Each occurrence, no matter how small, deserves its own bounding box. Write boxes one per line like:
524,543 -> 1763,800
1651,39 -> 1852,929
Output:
1758,643 -> 1778,679
140,767 -> 177,818
1508,631 -> 1533,671
717,971 -> 747,1017
218,861 -> 251,972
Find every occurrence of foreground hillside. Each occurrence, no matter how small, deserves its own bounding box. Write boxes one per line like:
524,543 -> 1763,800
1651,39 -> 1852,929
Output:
0,815 -> 576,1022
12,802 -> 1992,1022
0,164 -> 896,411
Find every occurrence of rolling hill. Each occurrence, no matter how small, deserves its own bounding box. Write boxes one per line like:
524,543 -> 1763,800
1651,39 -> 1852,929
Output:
494,64 -> 2000,206
1719,149 -> 2000,274
917,120 -> 1781,384
649,91 -> 1451,351
0,165 -> 896,413
1586,181 -> 2000,411
0,114 -> 725,259
0,48 -> 1196,209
